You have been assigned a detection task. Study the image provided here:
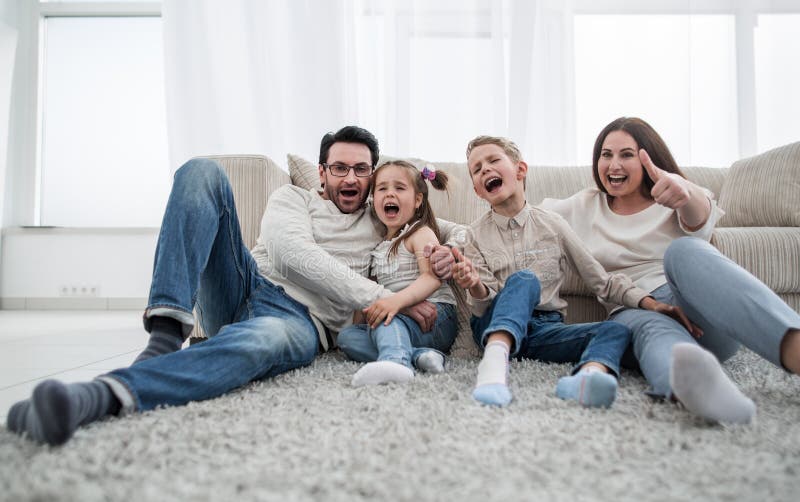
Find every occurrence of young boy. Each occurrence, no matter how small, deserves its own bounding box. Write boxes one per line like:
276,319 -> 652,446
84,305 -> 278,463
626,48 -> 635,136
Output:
452,135 -> 694,408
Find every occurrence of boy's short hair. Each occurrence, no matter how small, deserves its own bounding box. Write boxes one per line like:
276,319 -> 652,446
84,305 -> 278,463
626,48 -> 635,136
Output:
466,135 -> 526,188
466,135 -> 522,164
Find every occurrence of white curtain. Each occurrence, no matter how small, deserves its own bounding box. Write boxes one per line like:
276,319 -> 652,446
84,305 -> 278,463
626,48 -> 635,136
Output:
162,0 -> 576,169
0,18 -> 17,231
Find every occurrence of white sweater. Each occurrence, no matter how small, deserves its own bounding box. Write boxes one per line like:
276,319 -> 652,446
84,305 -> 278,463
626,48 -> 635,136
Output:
540,187 -> 722,298
252,185 -> 389,349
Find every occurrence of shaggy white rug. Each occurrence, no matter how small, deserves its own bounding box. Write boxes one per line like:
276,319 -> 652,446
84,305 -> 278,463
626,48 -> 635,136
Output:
1,349 -> 798,502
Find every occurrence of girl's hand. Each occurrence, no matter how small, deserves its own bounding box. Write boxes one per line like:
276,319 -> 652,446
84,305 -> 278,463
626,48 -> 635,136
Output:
640,149 -> 692,209
451,248 -> 481,290
639,297 -> 704,338
363,296 -> 404,328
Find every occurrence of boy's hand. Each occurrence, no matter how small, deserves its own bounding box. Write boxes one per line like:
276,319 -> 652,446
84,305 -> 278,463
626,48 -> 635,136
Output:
363,296 -> 404,328
424,243 -> 455,280
452,248 -> 481,290
639,296 -> 703,338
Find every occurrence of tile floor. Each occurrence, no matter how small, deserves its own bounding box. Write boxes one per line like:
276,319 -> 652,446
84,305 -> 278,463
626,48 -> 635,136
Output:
0,310 -> 170,423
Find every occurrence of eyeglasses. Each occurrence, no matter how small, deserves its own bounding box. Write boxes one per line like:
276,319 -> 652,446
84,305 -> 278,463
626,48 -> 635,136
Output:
322,163 -> 373,177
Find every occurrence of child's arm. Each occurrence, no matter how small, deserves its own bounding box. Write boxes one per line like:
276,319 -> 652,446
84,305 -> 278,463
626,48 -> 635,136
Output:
363,227 -> 443,328
452,248 -> 488,299
452,241 -> 499,317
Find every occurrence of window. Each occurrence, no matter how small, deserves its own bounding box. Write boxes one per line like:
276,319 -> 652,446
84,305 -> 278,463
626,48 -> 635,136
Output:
754,14 -> 800,153
36,2 -> 168,227
573,14 -> 738,167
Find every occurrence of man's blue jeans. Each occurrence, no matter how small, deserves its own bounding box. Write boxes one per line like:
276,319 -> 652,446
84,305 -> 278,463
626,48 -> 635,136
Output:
99,159 -> 318,412
470,270 -> 631,376
614,237 -> 800,398
337,303 -> 458,369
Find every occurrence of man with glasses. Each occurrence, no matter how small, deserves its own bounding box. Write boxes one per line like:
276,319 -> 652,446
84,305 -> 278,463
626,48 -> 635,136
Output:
7,125 -> 453,446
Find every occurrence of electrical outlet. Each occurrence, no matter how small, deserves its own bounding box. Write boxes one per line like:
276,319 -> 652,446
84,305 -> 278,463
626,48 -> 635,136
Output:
59,284 -> 100,297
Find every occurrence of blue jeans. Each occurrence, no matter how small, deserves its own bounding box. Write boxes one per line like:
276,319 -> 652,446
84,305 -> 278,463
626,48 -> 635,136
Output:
613,237 -> 800,398
471,270 -> 631,376
100,159 -> 318,412
337,303 -> 458,369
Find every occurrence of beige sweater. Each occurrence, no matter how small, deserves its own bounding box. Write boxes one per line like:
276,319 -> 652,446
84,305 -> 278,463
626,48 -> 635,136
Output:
541,187 -> 721,297
466,204 -> 650,318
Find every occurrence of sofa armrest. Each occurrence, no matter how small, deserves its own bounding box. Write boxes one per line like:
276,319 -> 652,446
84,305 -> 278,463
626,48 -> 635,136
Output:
194,155 -> 290,249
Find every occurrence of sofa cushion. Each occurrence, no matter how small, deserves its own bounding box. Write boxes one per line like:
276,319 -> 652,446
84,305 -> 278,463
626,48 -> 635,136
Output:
526,166 -> 595,205
710,227 -> 800,294
718,141 -> 800,227
287,153 -> 320,191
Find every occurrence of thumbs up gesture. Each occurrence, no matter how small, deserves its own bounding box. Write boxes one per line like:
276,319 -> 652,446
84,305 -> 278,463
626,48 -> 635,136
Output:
640,149 -> 691,209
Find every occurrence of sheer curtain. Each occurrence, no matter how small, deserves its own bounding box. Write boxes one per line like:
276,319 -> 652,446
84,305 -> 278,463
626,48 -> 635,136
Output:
162,0 -> 575,168
162,0 -> 800,171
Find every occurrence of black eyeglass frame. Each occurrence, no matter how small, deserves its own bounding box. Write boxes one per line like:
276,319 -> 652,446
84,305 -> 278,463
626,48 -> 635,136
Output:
321,163 -> 374,177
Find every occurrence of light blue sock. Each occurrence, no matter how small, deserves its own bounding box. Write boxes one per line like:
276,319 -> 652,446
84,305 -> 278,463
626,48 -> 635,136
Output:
555,370 -> 618,408
472,341 -> 512,407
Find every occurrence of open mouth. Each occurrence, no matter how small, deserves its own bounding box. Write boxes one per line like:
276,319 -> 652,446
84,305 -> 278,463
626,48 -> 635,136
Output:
383,202 -> 400,217
484,177 -> 503,193
606,174 -> 627,186
339,188 -> 359,199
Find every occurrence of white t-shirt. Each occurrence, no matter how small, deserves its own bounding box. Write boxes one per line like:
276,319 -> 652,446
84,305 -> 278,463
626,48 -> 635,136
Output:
540,187 -> 723,295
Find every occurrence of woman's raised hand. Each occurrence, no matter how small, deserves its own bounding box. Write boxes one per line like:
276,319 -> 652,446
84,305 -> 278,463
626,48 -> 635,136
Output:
640,149 -> 691,209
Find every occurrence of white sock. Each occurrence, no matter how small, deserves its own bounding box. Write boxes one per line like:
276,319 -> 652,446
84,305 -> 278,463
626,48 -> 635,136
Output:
670,343 -> 756,424
472,341 -> 512,407
475,341 -> 510,387
352,361 -> 414,387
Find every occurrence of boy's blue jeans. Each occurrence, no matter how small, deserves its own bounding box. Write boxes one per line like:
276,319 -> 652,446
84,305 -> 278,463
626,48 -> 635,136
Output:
338,303 -> 458,369
470,270 -> 631,376
99,159 -> 319,412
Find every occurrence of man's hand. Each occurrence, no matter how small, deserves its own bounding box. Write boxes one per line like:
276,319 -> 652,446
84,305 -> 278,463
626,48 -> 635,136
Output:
400,301 -> 437,332
452,248 -> 481,290
363,296 -> 405,328
639,296 -> 703,338
641,149 -> 691,210
424,243 -> 455,280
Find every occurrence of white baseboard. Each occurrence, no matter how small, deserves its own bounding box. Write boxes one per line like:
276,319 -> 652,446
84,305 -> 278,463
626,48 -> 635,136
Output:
0,297 -> 146,310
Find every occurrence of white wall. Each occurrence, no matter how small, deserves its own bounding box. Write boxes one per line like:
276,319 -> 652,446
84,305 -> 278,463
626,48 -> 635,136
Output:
1,228 -> 157,308
0,1 -> 154,310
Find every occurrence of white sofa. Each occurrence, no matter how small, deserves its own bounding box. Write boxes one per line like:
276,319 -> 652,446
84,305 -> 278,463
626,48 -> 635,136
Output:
190,142 -> 800,355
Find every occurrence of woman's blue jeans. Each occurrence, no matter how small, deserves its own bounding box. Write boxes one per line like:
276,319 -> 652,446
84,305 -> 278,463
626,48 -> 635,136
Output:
337,303 -> 458,369
613,237 -> 800,398
470,270 -> 631,376
100,159 -> 318,412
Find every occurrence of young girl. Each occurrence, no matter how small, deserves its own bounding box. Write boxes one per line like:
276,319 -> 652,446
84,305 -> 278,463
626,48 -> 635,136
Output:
337,160 -> 460,386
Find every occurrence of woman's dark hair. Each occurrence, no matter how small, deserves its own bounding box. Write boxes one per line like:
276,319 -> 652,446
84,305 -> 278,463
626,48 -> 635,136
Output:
318,125 -> 380,167
371,160 -> 449,256
592,117 -> 685,196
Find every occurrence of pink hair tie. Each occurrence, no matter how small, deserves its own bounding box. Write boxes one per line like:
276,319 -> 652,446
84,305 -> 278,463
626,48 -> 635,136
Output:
421,166 -> 436,181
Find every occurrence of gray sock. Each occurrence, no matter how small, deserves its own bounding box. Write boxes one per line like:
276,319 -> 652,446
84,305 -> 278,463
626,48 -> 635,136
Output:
416,351 -> 445,374
6,379 -> 120,446
134,316 -> 184,364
